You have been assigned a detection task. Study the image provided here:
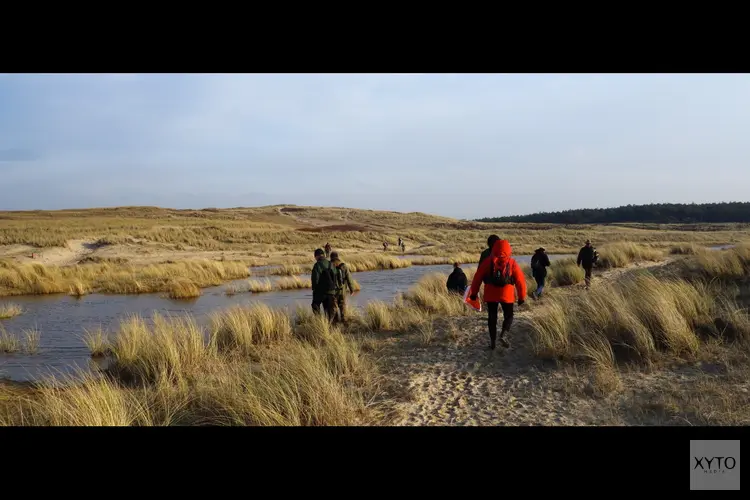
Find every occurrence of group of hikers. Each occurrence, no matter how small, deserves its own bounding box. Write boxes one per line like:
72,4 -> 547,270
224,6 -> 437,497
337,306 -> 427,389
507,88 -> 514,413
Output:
446,235 -> 599,350
311,246 -> 358,324
383,237 -> 407,253
313,234 -> 599,351
325,239 -> 407,258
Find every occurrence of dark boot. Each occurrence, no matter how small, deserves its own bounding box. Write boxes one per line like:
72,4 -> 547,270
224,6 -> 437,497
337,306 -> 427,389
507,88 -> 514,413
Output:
489,330 -> 496,350
499,329 -> 510,348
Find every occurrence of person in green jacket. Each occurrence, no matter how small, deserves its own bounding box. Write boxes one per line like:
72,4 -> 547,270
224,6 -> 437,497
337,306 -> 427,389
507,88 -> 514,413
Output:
311,248 -> 337,321
330,252 -> 357,324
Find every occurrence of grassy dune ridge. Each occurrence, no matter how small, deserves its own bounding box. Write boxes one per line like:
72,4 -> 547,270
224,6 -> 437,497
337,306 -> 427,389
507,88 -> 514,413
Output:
1,205 -> 746,298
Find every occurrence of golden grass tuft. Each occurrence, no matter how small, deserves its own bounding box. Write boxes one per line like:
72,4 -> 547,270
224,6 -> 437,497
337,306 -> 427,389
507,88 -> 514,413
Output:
597,242 -> 665,269
166,278 -> 201,299
363,301 -> 394,332
677,243 -> 750,282
293,305 -> 334,342
342,254 -> 412,272
0,303 -> 23,319
264,264 -> 305,276
417,318 -> 436,345
402,282 -> 470,317
548,258 -> 586,286
276,276 -> 310,290
669,243 -> 703,255
226,278 -> 274,295
249,278 -> 274,293
209,303 -> 293,356
106,313 -> 209,384
23,328 -> 40,354
11,372 -> 178,426
527,270 -> 736,366
409,253 -> 477,266
69,280 -> 90,297
83,327 -> 110,357
0,325 -> 21,353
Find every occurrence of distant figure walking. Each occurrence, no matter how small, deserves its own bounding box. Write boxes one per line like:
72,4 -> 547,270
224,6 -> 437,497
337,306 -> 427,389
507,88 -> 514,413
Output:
576,239 -> 599,289
330,252 -> 356,324
324,242 -> 332,259
398,237 -> 402,247
401,241 -> 406,253
468,239 -> 527,350
530,247 -> 551,299
311,248 -> 337,321
383,241 -> 389,252
446,262 -> 468,295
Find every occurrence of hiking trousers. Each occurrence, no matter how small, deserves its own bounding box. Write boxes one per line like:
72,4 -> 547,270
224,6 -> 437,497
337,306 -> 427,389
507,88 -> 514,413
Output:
334,293 -> 347,323
312,294 -> 336,322
487,301 -> 513,346
533,272 -> 546,296
582,265 -> 593,287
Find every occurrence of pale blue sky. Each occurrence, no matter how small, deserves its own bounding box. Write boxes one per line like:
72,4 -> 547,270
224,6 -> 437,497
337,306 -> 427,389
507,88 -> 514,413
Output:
1,73 -> 748,219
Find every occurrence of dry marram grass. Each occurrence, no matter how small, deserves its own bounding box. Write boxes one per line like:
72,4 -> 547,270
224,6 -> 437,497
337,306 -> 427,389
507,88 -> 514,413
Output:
0,303 -> 23,319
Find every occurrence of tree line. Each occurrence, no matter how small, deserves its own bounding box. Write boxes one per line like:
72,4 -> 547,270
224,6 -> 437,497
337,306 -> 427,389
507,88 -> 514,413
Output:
474,202 -> 750,224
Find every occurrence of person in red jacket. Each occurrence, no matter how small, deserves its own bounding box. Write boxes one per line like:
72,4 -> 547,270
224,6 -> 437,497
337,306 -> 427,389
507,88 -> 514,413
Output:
467,239 -> 527,350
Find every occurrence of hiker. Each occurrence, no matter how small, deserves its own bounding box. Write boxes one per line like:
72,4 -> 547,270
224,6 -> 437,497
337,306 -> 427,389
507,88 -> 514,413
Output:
324,242 -> 332,259
311,248 -> 337,321
478,234 -> 501,269
576,239 -> 599,289
468,239 -> 527,350
330,252 -> 356,324
446,262 -> 468,295
398,237 -> 402,247
530,247 -> 551,299
401,241 -> 406,253
383,241 -> 389,252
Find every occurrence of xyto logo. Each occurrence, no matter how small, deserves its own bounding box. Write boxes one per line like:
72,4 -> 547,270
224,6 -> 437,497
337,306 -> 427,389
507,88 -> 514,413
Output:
693,456 -> 737,474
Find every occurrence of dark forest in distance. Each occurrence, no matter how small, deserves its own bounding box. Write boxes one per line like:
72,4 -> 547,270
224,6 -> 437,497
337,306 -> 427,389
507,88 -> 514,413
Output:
475,202 -> 750,224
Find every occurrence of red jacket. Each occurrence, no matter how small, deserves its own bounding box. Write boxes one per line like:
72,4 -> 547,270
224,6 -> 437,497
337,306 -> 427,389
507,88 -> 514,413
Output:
469,239 -> 527,304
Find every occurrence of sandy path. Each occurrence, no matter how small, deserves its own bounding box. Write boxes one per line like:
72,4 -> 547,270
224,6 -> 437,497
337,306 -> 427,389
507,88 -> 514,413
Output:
6,239 -> 99,266
378,312 -> 608,426
376,261 -> 672,426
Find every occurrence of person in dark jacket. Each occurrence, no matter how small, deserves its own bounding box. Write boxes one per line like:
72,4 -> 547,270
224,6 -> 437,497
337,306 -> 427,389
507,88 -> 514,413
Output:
311,248 -> 337,321
330,252 -> 356,324
530,247 -> 551,299
478,234 -> 501,269
446,262 -> 468,295
576,239 -> 599,289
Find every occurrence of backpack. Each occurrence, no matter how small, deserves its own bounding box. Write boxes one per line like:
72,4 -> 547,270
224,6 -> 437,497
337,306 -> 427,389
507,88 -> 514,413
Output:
332,265 -> 344,290
316,261 -> 338,293
488,259 -> 516,287
531,255 -> 541,269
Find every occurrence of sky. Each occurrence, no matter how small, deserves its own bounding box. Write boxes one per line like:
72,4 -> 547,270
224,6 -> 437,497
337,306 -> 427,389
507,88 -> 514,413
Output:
1,73 -> 749,219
